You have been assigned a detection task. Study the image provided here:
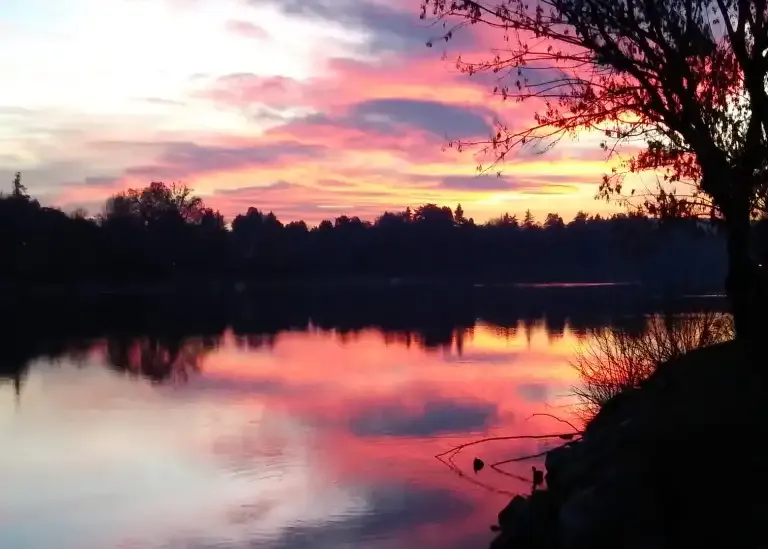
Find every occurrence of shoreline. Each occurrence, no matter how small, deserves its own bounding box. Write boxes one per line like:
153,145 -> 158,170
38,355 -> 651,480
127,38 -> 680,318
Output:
489,340 -> 766,548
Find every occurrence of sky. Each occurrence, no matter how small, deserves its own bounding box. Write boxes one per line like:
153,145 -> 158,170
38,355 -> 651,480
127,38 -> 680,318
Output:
0,0 -> 632,224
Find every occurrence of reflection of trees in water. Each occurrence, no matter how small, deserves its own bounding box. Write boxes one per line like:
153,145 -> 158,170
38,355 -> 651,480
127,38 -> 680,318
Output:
454,328 -> 466,355
3,316 -> 582,396
485,325 -> 518,341
1,287 -> 731,399
330,325 -> 473,354
0,361 -> 24,397
233,333 -> 278,351
545,316 -> 566,341
0,338 -> 95,397
572,311 -> 734,421
382,331 -> 418,349
1,333 -> 220,399
105,335 -> 220,384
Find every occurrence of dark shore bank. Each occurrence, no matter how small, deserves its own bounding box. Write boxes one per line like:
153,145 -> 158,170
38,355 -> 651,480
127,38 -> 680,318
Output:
490,340 -> 768,549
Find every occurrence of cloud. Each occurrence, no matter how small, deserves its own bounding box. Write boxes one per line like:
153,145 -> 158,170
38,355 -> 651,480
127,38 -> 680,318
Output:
79,176 -> 120,188
137,97 -> 187,107
224,19 -> 269,39
260,113 -> 447,165
0,106 -> 33,117
124,141 -> 326,179
317,179 -> 356,188
348,397 -> 497,437
439,175 -> 512,191
347,98 -> 494,140
204,73 -> 304,110
433,175 -> 580,195
203,55 -> 492,113
204,94 -> 495,153
518,184 -> 581,195
212,181 -> 396,201
247,0 -> 437,54
216,180 -> 296,194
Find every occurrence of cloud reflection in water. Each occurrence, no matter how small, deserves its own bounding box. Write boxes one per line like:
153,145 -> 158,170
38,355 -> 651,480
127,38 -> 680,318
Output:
0,320 -> 590,549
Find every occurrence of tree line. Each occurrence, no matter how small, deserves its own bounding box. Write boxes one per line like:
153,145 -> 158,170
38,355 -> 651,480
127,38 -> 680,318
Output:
2,175 -> 755,288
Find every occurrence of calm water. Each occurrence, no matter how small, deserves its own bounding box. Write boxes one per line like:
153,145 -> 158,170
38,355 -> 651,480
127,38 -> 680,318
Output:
0,288 -> 727,549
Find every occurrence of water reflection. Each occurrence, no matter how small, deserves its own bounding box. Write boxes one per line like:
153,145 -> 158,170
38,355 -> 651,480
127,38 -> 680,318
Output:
572,310 -> 734,420
105,335 -> 219,384
0,286 -> 729,549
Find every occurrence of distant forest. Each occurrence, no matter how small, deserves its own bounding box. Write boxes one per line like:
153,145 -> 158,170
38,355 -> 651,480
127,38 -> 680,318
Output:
3,174 -> 762,290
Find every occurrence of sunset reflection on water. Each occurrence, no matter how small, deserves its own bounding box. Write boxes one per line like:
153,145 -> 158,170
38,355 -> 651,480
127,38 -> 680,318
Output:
0,320 -> 599,549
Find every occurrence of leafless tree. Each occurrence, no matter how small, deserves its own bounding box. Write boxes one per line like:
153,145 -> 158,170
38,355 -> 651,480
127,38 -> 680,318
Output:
572,311 -> 734,420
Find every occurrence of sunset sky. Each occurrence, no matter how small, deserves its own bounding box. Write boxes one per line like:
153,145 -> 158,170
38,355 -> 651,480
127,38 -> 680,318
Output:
0,0 -> 635,224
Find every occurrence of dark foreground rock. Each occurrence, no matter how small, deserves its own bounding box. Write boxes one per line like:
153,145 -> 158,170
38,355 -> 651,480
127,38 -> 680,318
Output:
490,341 -> 768,549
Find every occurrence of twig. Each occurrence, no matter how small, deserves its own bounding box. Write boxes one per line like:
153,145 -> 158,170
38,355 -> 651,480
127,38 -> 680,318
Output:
435,432 -> 580,459
526,413 -> 581,432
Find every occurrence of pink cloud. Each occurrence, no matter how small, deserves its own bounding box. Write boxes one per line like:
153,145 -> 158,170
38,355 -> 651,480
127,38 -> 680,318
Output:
205,74 -> 304,110
224,19 -> 269,40
202,55 -> 494,113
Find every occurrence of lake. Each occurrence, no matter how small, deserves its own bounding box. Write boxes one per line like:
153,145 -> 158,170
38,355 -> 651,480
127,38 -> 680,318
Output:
0,284 -> 729,549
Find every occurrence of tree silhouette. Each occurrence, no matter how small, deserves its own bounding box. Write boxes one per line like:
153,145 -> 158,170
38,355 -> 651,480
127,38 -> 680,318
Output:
544,213 -> 565,230
570,211 -> 589,228
413,203 -> 455,227
489,212 -> 519,228
420,0 -> 768,338
455,203 -> 467,226
0,176 -> 742,289
522,209 -> 536,229
104,181 -> 209,227
11,172 -> 27,199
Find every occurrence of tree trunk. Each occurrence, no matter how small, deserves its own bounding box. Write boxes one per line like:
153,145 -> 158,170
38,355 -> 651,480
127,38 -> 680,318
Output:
724,192 -> 765,343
